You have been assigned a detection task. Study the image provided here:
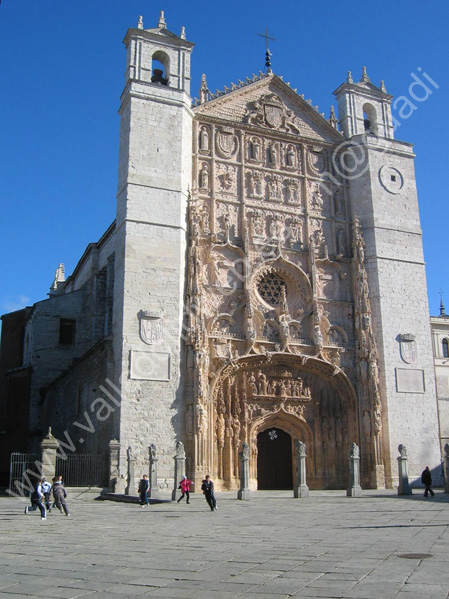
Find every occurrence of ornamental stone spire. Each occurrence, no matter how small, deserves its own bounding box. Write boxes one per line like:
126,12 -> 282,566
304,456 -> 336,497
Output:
158,10 -> 167,29
361,66 -> 370,82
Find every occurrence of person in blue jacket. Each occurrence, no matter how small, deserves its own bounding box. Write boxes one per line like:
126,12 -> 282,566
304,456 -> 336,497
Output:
25,478 -> 46,520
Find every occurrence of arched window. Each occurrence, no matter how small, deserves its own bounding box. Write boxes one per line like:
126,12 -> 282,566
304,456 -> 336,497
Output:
442,338 -> 449,358
363,103 -> 378,135
151,51 -> 169,86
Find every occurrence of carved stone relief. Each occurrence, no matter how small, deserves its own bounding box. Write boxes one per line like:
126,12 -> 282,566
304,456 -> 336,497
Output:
247,170 -> 264,198
248,136 -> 262,163
266,174 -> 283,202
285,178 -> 301,205
249,209 -> 266,240
244,93 -> 301,134
216,202 -> 239,240
307,147 -> 327,175
216,163 -> 238,195
309,182 -> 324,212
138,310 -> 163,345
216,126 -> 239,159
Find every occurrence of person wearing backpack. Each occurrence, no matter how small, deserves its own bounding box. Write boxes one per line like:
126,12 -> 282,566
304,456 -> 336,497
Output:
41,477 -> 52,512
24,478 -> 46,520
52,475 -> 70,515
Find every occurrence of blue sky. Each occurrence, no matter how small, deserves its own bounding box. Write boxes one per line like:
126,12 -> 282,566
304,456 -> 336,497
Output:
0,0 -> 448,318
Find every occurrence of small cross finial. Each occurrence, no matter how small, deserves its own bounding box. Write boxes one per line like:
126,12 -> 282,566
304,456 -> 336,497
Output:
257,28 -> 276,73
439,290 -> 446,316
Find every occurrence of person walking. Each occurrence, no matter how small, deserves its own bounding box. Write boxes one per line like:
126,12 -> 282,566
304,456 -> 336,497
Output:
421,466 -> 435,497
41,477 -> 52,512
52,475 -> 70,515
138,474 -> 150,507
201,475 -> 217,511
177,475 -> 193,504
24,478 -> 46,520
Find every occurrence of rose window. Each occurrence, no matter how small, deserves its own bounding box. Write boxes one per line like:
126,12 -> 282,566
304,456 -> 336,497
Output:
257,272 -> 286,306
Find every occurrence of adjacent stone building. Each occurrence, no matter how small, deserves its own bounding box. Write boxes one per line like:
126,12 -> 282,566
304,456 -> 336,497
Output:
0,13 -> 442,491
430,301 -> 449,458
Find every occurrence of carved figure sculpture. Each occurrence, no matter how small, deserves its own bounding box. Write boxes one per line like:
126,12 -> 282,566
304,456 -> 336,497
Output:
337,228 -> 346,255
199,163 -> 209,189
251,137 -> 261,161
200,126 -> 209,151
295,439 -> 306,457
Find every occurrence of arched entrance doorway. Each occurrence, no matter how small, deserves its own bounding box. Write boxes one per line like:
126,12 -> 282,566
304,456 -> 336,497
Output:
209,353 -> 359,490
257,428 -> 293,489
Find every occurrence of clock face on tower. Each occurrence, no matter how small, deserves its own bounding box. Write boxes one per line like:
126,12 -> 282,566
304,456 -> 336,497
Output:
379,165 -> 404,194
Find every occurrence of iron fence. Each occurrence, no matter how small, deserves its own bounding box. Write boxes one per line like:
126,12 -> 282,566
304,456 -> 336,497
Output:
9,452 -> 42,495
9,452 -> 107,492
55,453 -> 107,487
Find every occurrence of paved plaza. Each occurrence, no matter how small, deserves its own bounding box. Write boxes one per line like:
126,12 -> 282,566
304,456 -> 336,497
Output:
0,489 -> 448,599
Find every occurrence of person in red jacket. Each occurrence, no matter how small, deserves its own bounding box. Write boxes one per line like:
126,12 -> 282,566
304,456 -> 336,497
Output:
177,475 -> 193,504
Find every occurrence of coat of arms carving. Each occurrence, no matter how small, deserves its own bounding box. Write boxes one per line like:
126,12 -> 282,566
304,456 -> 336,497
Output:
216,127 -> 238,158
245,93 -> 300,134
138,310 -> 164,345
398,333 -> 417,364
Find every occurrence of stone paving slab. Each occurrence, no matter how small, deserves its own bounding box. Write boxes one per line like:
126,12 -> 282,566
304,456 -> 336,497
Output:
0,490 -> 448,598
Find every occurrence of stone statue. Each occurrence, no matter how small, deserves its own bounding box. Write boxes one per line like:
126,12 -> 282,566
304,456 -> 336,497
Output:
334,190 -> 343,215
287,145 -> 296,167
314,324 -> 323,348
349,442 -> 359,458
337,228 -> 346,255
248,372 -> 257,395
216,413 -> 225,447
258,371 -> 268,395
241,442 -> 250,459
269,144 -> 278,166
398,444 -> 407,458
149,443 -> 157,460
295,439 -> 306,457
251,138 -> 261,161
175,441 -> 185,458
200,126 -> 209,151
199,163 -> 209,189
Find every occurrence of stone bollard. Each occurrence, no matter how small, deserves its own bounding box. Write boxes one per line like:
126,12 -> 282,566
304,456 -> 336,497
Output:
294,440 -> 310,498
40,427 -> 59,482
108,439 -> 121,493
237,442 -> 252,500
172,441 -> 186,501
444,444 -> 449,493
125,446 -> 136,495
397,444 -> 412,495
149,443 -> 160,499
346,442 -> 362,497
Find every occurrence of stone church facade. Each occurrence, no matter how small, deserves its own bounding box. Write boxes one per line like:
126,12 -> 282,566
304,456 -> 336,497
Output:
0,13 -> 442,491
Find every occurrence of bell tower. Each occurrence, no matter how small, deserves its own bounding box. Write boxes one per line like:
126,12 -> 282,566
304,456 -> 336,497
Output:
333,67 -> 394,139
333,68 -> 441,488
112,12 -> 194,488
